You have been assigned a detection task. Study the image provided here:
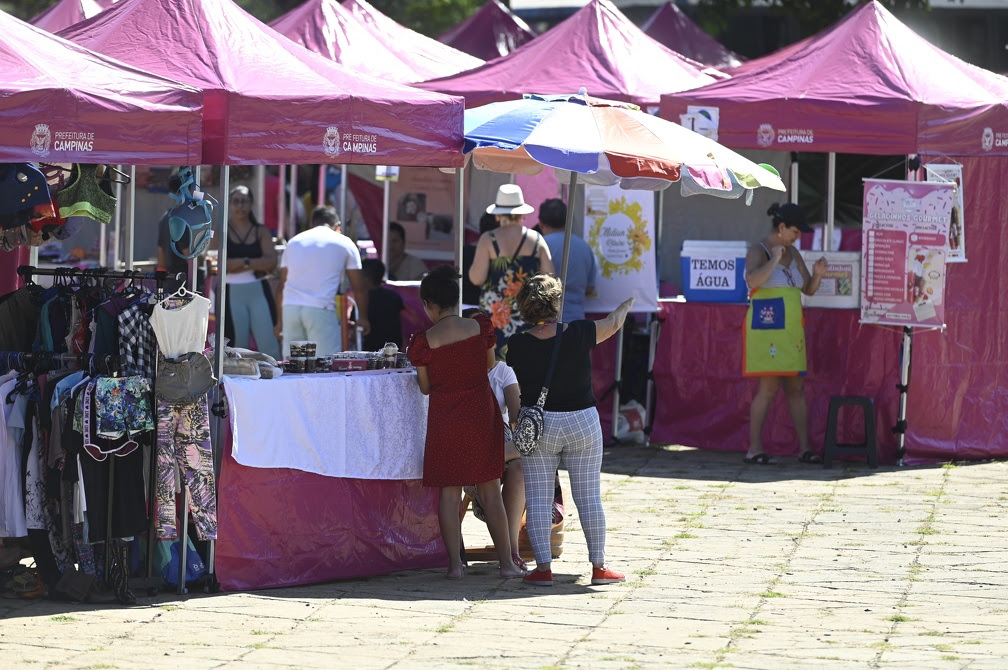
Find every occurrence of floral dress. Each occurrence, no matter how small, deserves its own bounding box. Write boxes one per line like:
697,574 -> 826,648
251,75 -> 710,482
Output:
478,228 -> 544,360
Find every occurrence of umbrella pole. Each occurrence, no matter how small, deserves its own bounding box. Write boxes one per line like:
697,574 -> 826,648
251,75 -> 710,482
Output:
558,172 -> 578,318
455,166 -> 465,314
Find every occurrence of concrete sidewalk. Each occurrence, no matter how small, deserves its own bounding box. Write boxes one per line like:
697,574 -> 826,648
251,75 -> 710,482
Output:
2,445 -> 1007,669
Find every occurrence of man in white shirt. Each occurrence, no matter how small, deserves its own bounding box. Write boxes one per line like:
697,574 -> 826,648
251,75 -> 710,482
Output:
275,207 -> 370,357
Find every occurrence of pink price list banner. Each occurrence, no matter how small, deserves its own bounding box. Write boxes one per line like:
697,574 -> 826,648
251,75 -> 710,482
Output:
861,179 -> 954,328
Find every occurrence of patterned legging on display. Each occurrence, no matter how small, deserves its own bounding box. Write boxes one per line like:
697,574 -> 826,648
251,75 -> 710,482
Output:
156,399 -> 217,540
521,407 -> 607,567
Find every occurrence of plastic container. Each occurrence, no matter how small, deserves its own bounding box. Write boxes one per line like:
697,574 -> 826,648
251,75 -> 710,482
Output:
680,240 -> 749,303
801,251 -> 861,309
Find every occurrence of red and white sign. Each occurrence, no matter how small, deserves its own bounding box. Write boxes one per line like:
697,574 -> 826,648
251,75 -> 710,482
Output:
861,179 -> 954,328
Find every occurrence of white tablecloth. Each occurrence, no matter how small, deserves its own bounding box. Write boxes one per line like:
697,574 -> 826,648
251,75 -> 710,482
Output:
221,370 -> 428,479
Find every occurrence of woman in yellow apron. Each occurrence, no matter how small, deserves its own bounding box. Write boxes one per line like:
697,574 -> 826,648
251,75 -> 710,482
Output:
743,203 -> 827,465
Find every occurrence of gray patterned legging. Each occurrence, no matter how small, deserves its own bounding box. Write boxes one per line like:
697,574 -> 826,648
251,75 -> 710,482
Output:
521,407 -> 606,566
156,399 -> 217,540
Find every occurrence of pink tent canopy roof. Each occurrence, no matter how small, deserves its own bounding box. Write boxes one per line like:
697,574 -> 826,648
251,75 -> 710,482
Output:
642,2 -> 744,70
59,0 -> 465,166
30,0 -> 113,33
417,0 -> 719,108
0,9 -> 202,164
270,0 -> 478,84
340,0 -> 483,81
438,0 -> 536,62
660,1 -> 1008,156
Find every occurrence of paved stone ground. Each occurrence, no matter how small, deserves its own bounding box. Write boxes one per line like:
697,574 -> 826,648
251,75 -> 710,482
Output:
2,445 -> 1008,669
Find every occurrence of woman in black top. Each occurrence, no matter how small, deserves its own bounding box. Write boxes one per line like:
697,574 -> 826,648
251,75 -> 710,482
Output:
506,274 -> 633,587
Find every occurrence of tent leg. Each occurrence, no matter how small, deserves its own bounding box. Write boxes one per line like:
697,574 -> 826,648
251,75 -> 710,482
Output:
208,164 -> 231,584
277,165 -> 287,242
339,165 -> 348,225
789,152 -> 799,204
288,165 -> 299,240
643,315 -> 661,447
381,178 -> 391,276
558,172 -> 578,318
896,326 -> 911,466
112,165 -> 124,268
825,152 -> 836,251
455,166 -> 465,314
318,164 -> 326,208
611,325 -> 624,443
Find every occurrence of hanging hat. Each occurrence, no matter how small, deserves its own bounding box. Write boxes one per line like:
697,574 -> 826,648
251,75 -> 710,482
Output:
0,163 -> 50,220
486,184 -> 534,215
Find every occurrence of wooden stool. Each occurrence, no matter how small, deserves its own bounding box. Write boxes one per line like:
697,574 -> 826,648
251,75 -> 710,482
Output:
823,395 -> 878,469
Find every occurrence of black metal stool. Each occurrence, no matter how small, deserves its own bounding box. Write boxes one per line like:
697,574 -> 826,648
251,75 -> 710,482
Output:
823,396 -> 877,469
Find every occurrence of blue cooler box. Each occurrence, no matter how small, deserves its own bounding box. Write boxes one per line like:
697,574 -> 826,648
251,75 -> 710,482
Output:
680,240 -> 749,303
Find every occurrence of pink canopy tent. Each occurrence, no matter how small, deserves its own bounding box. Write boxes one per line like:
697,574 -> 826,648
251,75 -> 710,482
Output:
340,0 -> 483,82
0,9 -> 202,165
30,0 -> 113,32
642,1 -> 744,70
271,0 -> 481,84
658,1 -> 1008,463
438,0 -> 536,62
60,0 -> 465,166
418,0 -> 718,108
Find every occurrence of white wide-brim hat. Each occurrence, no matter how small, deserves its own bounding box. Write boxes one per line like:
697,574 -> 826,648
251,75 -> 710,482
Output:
486,184 -> 534,215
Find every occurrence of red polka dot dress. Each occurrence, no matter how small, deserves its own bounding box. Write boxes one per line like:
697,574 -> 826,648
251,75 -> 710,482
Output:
407,314 -> 505,487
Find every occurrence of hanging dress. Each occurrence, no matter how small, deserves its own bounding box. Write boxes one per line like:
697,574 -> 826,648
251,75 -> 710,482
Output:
478,228 -> 544,360
743,243 -> 807,377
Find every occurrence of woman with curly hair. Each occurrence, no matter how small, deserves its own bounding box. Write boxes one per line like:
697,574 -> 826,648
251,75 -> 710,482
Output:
468,185 -> 554,359
507,273 -> 633,587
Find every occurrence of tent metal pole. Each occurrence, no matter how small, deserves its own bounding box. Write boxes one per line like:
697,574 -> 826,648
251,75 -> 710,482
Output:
206,164 -> 231,591
288,165 -> 299,240
381,178 -> 391,277
126,166 -> 136,270
254,165 -> 266,225
191,166 -> 202,293
98,211 -> 107,268
455,166 -> 465,314
789,152 -> 799,204
897,326 -> 911,466
558,172 -> 577,318
825,152 -> 836,251
644,315 -> 661,447
112,165 -> 124,268
339,165 -> 348,225
655,189 -> 664,296
277,165 -> 287,242
318,164 -> 326,208
612,325 -> 624,443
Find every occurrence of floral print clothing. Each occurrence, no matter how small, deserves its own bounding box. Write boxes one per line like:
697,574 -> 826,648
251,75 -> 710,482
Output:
73,376 -> 153,439
479,229 -> 544,360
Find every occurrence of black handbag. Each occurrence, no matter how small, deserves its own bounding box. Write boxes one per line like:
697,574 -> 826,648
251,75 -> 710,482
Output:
155,352 -> 216,403
512,323 -> 563,455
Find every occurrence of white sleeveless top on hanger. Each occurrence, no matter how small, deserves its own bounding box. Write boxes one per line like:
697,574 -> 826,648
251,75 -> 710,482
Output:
149,294 -> 211,357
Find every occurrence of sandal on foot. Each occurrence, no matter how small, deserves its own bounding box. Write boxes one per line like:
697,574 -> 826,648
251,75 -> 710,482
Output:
799,451 -> 822,464
743,453 -> 775,465
511,552 -> 527,572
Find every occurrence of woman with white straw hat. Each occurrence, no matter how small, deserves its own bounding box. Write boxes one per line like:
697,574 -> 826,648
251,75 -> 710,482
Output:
469,184 -> 555,359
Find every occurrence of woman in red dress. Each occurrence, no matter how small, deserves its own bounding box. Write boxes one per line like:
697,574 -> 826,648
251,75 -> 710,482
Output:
408,266 -> 525,580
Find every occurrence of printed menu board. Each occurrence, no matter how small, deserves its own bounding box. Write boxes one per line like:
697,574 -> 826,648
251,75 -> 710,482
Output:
861,179 -> 954,328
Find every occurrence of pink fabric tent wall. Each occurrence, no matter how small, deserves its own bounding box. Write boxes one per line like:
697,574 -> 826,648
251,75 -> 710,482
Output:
660,1 -> 1008,462
340,0 -> 483,81
438,0 -> 535,62
271,0 -> 481,84
642,2 -> 743,69
1,9 -> 203,164
60,0 -> 465,166
418,0 -> 718,108
30,0 -> 113,33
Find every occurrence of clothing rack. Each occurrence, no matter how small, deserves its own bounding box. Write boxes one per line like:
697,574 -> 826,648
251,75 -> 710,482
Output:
16,264 -> 181,596
0,352 -> 121,376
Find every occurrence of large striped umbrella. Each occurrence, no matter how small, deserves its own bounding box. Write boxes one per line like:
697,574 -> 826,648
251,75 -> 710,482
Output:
463,89 -> 785,310
464,89 -> 785,193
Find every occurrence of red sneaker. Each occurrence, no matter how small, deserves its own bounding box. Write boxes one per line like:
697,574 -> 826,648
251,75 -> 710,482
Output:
523,568 -> 553,587
591,566 -> 625,585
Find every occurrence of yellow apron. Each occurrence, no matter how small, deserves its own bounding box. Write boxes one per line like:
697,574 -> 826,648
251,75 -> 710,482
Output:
743,286 -> 806,377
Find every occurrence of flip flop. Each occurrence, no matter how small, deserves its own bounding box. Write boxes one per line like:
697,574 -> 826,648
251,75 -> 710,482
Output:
743,453 -> 776,465
799,451 -> 823,464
